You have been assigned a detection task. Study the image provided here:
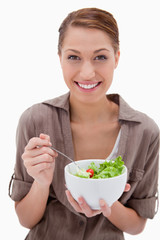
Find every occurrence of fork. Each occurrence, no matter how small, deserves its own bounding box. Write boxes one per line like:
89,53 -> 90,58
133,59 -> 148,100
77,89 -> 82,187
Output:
49,146 -> 81,170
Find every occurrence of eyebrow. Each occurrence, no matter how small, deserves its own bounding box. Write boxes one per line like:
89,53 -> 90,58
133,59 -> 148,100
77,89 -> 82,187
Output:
65,48 -> 110,53
94,48 -> 110,53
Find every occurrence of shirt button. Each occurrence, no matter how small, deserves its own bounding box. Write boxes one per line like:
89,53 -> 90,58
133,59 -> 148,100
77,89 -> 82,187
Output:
79,220 -> 84,226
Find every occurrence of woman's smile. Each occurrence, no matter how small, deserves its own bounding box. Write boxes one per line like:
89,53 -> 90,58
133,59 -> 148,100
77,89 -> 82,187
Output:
74,81 -> 102,92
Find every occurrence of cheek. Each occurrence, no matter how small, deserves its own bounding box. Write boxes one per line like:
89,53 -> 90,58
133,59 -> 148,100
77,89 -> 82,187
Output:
61,66 -> 76,88
61,63 -> 70,78
99,63 -> 115,78
62,64 -> 78,81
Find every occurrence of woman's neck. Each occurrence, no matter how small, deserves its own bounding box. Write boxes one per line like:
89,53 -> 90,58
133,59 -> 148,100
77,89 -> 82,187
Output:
69,95 -> 118,124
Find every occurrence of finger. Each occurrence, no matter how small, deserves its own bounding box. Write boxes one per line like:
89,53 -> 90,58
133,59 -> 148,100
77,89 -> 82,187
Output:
124,183 -> 131,192
29,161 -> 54,174
99,199 -> 111,217
78,197 -> 102,217
24,146 -> 58,158
23,153 -> 55,167
25,137 -> 52,150
65,190 -> 82,213
40,133 -> 51,141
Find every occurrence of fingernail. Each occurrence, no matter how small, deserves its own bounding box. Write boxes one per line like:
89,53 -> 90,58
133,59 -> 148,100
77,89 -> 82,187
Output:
100,199 -> 105,207
78,198 -> 83,205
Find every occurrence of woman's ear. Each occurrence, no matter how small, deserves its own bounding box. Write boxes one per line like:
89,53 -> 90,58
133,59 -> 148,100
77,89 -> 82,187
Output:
114,50 -> 120,69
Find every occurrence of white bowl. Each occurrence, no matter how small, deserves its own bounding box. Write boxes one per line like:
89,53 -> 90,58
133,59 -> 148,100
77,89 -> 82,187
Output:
65,159 -> 127,210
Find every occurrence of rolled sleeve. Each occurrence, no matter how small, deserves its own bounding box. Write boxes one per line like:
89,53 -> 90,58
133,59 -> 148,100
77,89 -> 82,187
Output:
126,131 -> 159,219
9,107 -> 36,201
9,175 -> 33,202
126,196 -> 158,219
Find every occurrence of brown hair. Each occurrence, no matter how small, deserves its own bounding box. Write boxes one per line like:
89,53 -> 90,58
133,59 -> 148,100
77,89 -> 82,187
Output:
58,8 -> 119,54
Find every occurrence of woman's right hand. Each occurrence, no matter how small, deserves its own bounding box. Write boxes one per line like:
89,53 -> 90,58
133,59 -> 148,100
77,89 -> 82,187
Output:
22,133 -> 58,188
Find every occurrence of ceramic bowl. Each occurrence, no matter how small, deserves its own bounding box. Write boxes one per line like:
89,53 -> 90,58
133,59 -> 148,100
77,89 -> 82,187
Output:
65,159 -> 127,210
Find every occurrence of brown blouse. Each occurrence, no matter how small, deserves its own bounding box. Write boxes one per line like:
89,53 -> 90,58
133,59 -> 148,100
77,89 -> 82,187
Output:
9,93 -> 159,240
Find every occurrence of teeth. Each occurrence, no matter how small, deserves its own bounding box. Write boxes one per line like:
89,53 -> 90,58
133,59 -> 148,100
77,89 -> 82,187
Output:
78,83 -> 99,89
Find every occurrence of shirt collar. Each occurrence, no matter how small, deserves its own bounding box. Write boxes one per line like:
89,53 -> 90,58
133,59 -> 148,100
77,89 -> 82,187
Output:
43,92 -> 70,111
43,92 -> 142,123
108,94 -> 142,122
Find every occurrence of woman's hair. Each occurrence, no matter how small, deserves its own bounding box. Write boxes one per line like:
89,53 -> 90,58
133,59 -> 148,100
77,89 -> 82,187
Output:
58,8 -> 119,54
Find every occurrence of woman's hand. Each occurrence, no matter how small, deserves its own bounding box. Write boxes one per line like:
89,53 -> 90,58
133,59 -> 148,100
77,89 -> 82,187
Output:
65,183 -> 131,218
22,133 -> 58,188
65,190 -> 103,217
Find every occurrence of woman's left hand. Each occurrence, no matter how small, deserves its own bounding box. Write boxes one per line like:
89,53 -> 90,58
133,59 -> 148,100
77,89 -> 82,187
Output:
65,183 -> 130,218
65,190 -> 104,217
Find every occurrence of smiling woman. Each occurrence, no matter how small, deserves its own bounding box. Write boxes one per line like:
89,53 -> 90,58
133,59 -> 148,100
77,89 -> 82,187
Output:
58,8 -> 120,105
59,26 -> 120,105
9,7 -> 159,240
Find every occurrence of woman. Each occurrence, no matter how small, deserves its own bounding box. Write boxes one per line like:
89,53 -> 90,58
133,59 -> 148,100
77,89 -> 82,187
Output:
9,8 -> 159,240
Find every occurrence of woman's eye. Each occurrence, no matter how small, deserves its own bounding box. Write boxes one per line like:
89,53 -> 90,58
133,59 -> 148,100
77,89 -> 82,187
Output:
68,55 -> 80,60
94,55 -> 107,61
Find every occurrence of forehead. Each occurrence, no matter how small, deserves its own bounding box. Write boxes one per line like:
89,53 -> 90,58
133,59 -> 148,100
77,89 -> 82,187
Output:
62,26 -> 114,52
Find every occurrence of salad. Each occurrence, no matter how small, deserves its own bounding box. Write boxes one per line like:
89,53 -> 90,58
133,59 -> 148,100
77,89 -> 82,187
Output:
74,156 -> 125,179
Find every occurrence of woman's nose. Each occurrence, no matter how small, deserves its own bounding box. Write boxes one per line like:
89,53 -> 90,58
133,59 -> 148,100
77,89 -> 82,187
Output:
79,61 -> 95,80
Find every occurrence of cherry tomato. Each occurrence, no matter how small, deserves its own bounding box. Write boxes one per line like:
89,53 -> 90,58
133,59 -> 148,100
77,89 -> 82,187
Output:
86,169 -> 94,178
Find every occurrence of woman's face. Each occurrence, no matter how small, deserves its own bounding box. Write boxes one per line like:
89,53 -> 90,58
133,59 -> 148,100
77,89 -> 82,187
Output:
59,26 -> 120,104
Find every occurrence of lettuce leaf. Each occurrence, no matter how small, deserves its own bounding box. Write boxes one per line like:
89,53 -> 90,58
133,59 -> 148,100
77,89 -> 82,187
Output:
75,156 -> 125,179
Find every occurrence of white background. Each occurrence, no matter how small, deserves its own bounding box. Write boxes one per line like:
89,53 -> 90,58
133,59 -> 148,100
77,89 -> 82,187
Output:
0,0 -> 159,239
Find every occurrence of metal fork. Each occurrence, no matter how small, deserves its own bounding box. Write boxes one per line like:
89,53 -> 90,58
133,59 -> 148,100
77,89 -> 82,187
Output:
50,146 -> 81,170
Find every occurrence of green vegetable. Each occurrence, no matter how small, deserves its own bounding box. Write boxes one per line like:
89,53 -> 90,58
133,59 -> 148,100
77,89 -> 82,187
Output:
75,168 -> 91,178
74,156 -> 125,179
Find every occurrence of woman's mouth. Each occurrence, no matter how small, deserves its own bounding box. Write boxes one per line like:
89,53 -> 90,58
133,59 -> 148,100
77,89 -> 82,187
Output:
74,81 -> 102,91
